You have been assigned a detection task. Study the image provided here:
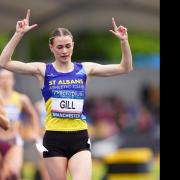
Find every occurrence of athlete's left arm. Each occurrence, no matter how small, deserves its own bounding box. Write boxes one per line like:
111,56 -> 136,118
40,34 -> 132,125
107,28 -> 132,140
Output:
20,94 -> 39,138
83,18 -> 133,77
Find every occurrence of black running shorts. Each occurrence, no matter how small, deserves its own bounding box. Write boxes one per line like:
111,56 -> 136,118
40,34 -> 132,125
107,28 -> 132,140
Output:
43,130 -> 91,159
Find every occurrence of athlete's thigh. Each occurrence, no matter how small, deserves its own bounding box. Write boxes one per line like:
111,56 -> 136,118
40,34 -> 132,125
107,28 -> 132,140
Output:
43,157 -> 68,180
68,150 -> 92,180
3,145 -> 24,172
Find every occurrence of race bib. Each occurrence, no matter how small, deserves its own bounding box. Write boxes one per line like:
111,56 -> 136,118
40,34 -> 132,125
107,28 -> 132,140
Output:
51,98 -> 84,119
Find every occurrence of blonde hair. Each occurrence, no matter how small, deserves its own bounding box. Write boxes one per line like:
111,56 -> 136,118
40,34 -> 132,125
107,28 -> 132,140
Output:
49,28 -> 73,44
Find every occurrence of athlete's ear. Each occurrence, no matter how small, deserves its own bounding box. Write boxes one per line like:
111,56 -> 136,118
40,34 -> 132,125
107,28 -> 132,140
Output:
49,44 -> 53,53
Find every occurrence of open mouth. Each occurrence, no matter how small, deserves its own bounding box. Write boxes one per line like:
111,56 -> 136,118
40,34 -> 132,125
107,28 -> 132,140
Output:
61,55 -> 69,58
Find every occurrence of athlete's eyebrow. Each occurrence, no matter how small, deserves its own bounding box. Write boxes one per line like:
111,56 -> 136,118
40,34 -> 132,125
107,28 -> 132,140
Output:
66,43 -> 72,46
56,43 -> 71,47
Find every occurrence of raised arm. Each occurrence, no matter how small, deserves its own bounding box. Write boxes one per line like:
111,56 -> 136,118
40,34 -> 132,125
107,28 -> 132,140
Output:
0,9 -> 45,77
83,18 -> 133,77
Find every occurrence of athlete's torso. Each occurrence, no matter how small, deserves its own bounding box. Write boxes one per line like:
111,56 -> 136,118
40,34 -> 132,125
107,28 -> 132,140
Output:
3,91 -> 22,123
41,63 -> 88,131
0,91 -> 23,140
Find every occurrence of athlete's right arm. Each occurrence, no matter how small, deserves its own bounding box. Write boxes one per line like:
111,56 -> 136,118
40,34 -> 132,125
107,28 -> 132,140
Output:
0,9 -> 45,76
0,111 -> 10,131
0,98 -> 10,130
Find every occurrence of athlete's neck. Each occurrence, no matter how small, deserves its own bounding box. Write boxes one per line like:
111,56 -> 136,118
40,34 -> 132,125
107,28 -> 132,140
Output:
53,61 -> 74,73
0,89 -> 13,99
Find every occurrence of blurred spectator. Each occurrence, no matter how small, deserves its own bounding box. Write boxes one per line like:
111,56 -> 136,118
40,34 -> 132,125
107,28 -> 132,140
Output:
136,105 -> 155,133
85,91 -> 159,140
86,97 -> 119,139
140,84 -> 160,124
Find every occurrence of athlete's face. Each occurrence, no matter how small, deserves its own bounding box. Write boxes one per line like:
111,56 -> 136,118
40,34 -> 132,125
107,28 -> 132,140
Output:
0,70 -> 15,91
49,36 -> 74,63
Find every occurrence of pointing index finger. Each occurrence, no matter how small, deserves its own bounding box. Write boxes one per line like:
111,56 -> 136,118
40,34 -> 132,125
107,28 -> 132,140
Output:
112,17 -> 118,30
26,9 -> 30,21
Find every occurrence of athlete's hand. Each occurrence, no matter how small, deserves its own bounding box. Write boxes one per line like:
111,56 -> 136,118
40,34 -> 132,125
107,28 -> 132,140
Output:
109,17 -> 128,41
16,9 -> 38,34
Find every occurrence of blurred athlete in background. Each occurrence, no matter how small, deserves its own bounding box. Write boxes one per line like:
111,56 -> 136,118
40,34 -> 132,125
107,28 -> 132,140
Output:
0,69 -> 39,180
